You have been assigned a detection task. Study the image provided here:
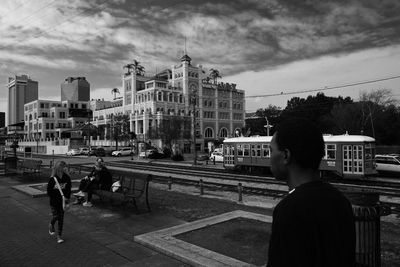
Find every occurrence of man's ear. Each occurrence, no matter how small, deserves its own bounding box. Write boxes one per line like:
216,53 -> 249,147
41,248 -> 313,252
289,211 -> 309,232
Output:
283,149 -> 291,164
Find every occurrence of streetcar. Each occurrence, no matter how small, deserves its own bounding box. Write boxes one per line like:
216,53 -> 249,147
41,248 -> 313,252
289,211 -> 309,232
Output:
223,134 -> 377,178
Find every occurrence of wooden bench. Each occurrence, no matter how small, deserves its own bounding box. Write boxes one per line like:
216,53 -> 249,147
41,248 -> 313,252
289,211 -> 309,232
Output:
94,172 -> 152,212
18,159 -> 42,178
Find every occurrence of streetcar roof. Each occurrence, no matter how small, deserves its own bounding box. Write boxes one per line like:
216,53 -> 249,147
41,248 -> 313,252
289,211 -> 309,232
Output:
223,134 -> 375,144
323,134 -> 375,143
223,136 -> 273,143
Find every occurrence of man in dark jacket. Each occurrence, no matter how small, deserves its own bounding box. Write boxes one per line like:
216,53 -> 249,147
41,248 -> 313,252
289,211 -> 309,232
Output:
267,118 -> 355,267
73,157 -> 112,207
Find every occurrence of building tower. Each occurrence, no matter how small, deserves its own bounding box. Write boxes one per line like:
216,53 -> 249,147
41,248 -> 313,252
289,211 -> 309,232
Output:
7,75 -> 38,126
61,77 -> 90,101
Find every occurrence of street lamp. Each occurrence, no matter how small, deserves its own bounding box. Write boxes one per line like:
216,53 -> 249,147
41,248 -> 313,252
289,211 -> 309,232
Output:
191,89 -> 197,165
264,117 -> 273,136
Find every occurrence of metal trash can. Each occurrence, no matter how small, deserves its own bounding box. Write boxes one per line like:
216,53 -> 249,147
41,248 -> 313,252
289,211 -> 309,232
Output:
344,190 -> 391,267
4,156 -> 18,175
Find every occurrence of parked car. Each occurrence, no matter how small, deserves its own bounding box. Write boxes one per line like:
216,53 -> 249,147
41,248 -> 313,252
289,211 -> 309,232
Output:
111,147 -> 133,157
89,147 -> 106,157
147,150 -> 165,159
66,148 -> 80,156
197,154 -> 210,161
209,151 -> 224,162
80,147 -> 90,155
139,149 -> 157,158
375,154 -> 400,174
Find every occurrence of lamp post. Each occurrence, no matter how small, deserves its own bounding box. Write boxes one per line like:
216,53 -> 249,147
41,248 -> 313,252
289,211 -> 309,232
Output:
191,89 -> 197,165
264,117 -> 273,136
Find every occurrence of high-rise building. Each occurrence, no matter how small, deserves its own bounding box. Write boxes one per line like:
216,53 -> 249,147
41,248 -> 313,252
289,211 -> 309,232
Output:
61,77 -> 90,101
7,75 -> 38,126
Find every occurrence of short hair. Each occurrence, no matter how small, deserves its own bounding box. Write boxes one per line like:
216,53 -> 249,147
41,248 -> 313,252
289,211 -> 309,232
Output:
96,157 -> 104,163
275,117 -> 324,170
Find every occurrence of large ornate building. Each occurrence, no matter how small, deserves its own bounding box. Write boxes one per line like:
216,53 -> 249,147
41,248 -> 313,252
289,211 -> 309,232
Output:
92,54 -> 245,153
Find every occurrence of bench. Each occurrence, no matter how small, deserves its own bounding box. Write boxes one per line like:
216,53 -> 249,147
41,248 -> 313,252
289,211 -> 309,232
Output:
94,172 -> 152,212
18,159 -> 42,178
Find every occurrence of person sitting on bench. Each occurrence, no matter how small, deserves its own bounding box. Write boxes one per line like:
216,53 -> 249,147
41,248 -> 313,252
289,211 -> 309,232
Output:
73,157 -> 112,207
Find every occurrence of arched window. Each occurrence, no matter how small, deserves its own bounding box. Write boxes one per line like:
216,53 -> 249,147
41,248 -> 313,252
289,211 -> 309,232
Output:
179,94 -> 183,103
169,93 -> 173,102
219,128 -> 228,138
204,128 -> 213,138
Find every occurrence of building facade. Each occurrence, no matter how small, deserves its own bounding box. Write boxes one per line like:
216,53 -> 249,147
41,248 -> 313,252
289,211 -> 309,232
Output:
61,77 -> 90,102
7,75 -> 38,127
92,54 -> 245,153
23,99 -> 91,141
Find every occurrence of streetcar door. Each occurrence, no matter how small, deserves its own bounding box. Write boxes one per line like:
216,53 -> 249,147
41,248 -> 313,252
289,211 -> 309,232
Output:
343,145 -> 364,175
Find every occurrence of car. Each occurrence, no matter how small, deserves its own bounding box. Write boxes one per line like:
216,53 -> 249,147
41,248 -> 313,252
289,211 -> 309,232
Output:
111,147 -> 133,157
66,148 -> 80,156
89,147 -> 106,157
197,154 -> 210,161
375,154 -> 400,174
80,148 -> 90,155
209,151 -> 224,162
139,149 -> 156,158
147,150 -> 165,159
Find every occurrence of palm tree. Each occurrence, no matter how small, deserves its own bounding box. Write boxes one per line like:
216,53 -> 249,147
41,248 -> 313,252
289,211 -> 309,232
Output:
111,88 -> 120,100
123,59 -> 145,76
209,68 -> 221,84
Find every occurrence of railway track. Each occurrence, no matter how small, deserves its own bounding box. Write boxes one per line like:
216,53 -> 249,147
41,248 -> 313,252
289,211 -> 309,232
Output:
68,160 -> 400,213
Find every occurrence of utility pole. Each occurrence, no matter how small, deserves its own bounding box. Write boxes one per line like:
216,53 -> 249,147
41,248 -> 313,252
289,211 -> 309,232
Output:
191,89 -> 197,165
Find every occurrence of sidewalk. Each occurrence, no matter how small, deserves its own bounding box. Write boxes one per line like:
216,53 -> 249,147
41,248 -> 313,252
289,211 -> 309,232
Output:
0,175 -> 189,266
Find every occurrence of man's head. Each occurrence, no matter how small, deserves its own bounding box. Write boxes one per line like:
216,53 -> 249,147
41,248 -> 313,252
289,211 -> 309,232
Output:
270,117 -> 324,180
95,157 -> 104,169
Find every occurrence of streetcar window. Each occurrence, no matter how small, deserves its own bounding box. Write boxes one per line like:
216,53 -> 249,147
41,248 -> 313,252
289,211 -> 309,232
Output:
237,145 -> 243,156
324,144 -> 336,160
251,145 -> 256,156
365,144 -> 374,160
244,144 -> 250,156
262,144 -> 270,157
256,144 -> 261,157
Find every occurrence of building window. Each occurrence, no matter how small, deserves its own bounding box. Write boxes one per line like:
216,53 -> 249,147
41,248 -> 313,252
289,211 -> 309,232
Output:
219,128 -> 228,138
204,128 -> 213,138
82,104 -> 87,109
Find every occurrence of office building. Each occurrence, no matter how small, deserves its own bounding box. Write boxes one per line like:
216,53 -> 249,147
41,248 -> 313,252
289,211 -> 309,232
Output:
61,77 -> 90,101
7,75 -> 38,127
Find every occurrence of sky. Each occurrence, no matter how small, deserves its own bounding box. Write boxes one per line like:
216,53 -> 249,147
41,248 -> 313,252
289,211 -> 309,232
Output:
1,0 -> 400,115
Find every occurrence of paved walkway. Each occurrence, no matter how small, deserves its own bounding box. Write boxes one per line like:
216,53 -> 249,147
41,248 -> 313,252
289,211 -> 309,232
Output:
0,174 -> 189,267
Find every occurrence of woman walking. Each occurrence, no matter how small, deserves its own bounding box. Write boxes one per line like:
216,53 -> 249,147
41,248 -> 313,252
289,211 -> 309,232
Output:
47,161 -> 71,243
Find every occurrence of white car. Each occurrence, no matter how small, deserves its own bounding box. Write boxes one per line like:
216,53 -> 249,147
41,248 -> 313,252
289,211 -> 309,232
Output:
80,148 -> 90,155
375,154 -> 400,174
111,147 -> 133,157
66,148 -> 80,156
209,151 -> 224,162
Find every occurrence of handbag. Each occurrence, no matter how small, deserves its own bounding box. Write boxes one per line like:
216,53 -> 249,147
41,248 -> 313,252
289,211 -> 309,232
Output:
53,177 -> 69,211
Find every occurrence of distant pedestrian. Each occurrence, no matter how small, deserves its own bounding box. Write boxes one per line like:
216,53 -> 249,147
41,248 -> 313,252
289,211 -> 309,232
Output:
73,157 -> 112,207
47,161 -> 71,244
267,117 -> 355,267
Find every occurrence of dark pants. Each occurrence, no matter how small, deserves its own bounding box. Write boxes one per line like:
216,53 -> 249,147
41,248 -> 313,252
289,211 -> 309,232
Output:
78,178 -> 98,202
50,206 -> 64,236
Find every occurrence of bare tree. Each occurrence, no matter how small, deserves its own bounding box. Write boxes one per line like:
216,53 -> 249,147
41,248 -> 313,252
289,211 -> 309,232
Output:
359,89 -> 397,137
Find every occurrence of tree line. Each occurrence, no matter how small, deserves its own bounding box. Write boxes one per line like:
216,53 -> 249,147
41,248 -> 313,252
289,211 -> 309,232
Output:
246,89 -> 400,145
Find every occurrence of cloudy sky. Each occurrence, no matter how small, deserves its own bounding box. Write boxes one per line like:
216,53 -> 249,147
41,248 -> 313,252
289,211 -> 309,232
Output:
1,0 -> 400,115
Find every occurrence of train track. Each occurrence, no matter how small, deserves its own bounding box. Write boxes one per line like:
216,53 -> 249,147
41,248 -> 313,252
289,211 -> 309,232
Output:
67,160 -> 400,213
